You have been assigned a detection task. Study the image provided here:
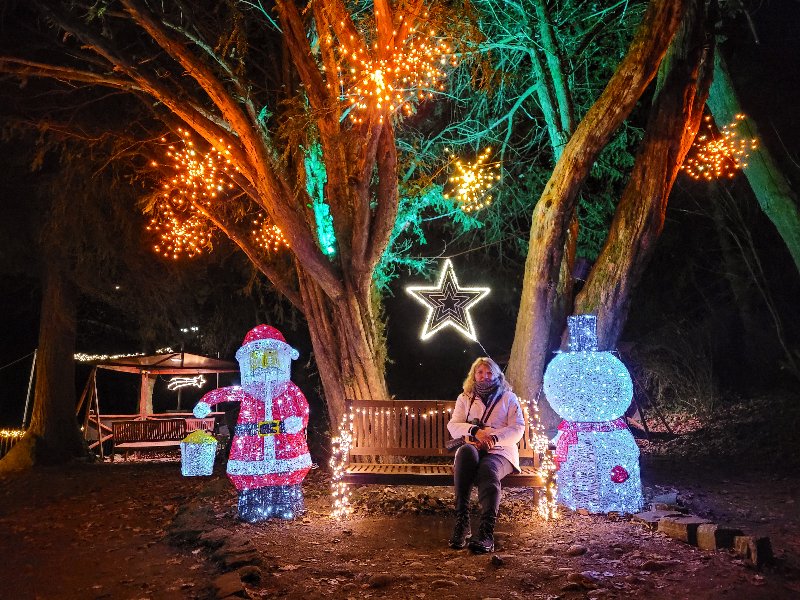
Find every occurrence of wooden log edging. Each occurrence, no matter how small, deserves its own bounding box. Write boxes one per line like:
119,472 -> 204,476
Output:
632,504 -> 773,568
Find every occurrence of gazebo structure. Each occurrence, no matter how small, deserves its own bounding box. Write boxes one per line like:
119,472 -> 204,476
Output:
77,352 -> 238,459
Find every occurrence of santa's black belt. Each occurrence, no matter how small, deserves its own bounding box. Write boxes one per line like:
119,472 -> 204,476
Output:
234,420 -> 286,436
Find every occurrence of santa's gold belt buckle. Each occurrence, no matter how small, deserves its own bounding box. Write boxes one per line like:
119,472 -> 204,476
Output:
257,420 -> 281,436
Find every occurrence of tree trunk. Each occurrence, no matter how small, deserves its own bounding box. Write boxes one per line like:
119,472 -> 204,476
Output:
707,51 -> 800,274
574,0 -> 713,350
506,0 -> 688,426
0,258 -> 86,473
298,268 -> 388,428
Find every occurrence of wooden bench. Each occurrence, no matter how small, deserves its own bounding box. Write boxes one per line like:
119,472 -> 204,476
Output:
338,400 -> 545,488
111,418 -> 188,461
186,417 -> 216,433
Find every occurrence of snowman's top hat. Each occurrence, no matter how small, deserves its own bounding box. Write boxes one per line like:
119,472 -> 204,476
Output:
567,314 -> 598,352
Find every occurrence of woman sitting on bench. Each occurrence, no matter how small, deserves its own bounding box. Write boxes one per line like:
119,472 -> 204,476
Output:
447,357 -> 525,553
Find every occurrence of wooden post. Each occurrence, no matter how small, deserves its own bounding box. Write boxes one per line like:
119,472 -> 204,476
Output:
93,372 -> 104,461
138,370 -> 155,417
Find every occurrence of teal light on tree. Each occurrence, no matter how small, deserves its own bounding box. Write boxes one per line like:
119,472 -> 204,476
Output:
543,315 -> 643,514
304,144 -> 336,257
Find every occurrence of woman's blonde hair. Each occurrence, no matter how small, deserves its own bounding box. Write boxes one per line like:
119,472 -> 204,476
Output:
462,357 -> 508,396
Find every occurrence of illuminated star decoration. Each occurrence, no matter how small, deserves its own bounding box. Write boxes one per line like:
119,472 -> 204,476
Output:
406,259 -> 490,341
167,374 -> 207,392
443,147 -> 501,213
681,114 -> 758,181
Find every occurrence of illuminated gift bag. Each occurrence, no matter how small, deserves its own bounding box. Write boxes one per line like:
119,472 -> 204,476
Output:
180,429 -> 218,476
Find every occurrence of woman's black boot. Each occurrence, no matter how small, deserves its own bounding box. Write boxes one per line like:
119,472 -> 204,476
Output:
448,511 -> 472,549
468,514 -> 495,554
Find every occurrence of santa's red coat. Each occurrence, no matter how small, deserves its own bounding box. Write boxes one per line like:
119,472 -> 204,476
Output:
200,381 -> 311,490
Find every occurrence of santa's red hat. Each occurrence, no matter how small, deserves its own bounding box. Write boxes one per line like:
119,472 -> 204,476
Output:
242,324 -> 287,345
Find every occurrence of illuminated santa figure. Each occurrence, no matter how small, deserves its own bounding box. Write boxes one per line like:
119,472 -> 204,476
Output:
543,314 -> 643,514
193,325 -> 312,522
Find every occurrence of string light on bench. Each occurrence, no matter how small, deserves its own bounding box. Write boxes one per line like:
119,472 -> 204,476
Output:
406,259 -> 490,341
0,429 -> 24,439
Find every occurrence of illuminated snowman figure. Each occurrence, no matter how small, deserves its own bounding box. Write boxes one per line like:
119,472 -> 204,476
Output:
543,315 -> 643,514
193,325 -> 311,522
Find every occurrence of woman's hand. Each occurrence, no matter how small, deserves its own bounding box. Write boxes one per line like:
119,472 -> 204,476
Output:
474,428 -> 495,450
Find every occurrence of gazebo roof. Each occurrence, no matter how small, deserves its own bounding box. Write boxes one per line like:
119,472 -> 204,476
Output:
92,352 -> 238,375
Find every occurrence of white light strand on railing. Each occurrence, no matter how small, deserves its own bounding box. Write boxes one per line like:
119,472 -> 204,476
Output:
0,429 -> 25,439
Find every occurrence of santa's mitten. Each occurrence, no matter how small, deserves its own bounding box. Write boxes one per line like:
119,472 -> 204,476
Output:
283,416 -> 304,434
193,401 -> 212,418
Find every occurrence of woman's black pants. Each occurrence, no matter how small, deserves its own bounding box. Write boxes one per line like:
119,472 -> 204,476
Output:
453,444 -> 513,517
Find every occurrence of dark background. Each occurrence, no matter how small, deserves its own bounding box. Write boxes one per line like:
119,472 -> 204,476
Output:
1,2 -> 799,429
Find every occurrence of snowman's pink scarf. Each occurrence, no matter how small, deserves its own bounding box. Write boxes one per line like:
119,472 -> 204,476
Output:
555,417 -> 628,468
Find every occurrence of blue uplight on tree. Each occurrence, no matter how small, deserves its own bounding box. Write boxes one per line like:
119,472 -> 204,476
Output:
543,315 -> 643,514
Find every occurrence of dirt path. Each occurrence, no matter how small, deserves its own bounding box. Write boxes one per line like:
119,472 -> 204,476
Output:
1,459 -> 798,599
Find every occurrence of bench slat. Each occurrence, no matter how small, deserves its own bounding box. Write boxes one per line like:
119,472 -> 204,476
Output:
342,464 -> 544,487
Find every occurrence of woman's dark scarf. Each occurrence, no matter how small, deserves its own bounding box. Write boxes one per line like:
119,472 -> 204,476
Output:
474,377 -> 503,407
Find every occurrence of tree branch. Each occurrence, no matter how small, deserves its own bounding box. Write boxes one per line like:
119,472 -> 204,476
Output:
196,203 -> 304,311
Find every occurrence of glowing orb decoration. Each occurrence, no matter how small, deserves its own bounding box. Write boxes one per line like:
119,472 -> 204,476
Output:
159,128 -> 238,201
146,129 -> 240,259
168,374 -> 207,391
443,147 -> 501,213
252,214 -> 290,253
406,259 -> 490,341
681,114 -> 758,181
193,325 -> 311,522
146,194 -> 213,259
180,429 -> 218,476
543,314 -> 643,514
336,25 -> 454,124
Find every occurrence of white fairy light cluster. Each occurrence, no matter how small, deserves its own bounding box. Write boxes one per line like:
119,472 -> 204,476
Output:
180,429 -> 217,476
522,400 -> 559,521
543,315 -> 643,514
329,411 -> 355,519
682,114 -> 757,181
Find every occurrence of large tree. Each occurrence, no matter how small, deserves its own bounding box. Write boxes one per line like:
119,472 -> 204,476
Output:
0,0 -> 474,426
505,0 -> 695,423
0,137 -> 203,471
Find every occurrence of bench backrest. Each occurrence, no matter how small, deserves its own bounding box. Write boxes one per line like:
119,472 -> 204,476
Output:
186,417 -> 215,433
112,419 -> 187,443
345,400 -> 536,459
